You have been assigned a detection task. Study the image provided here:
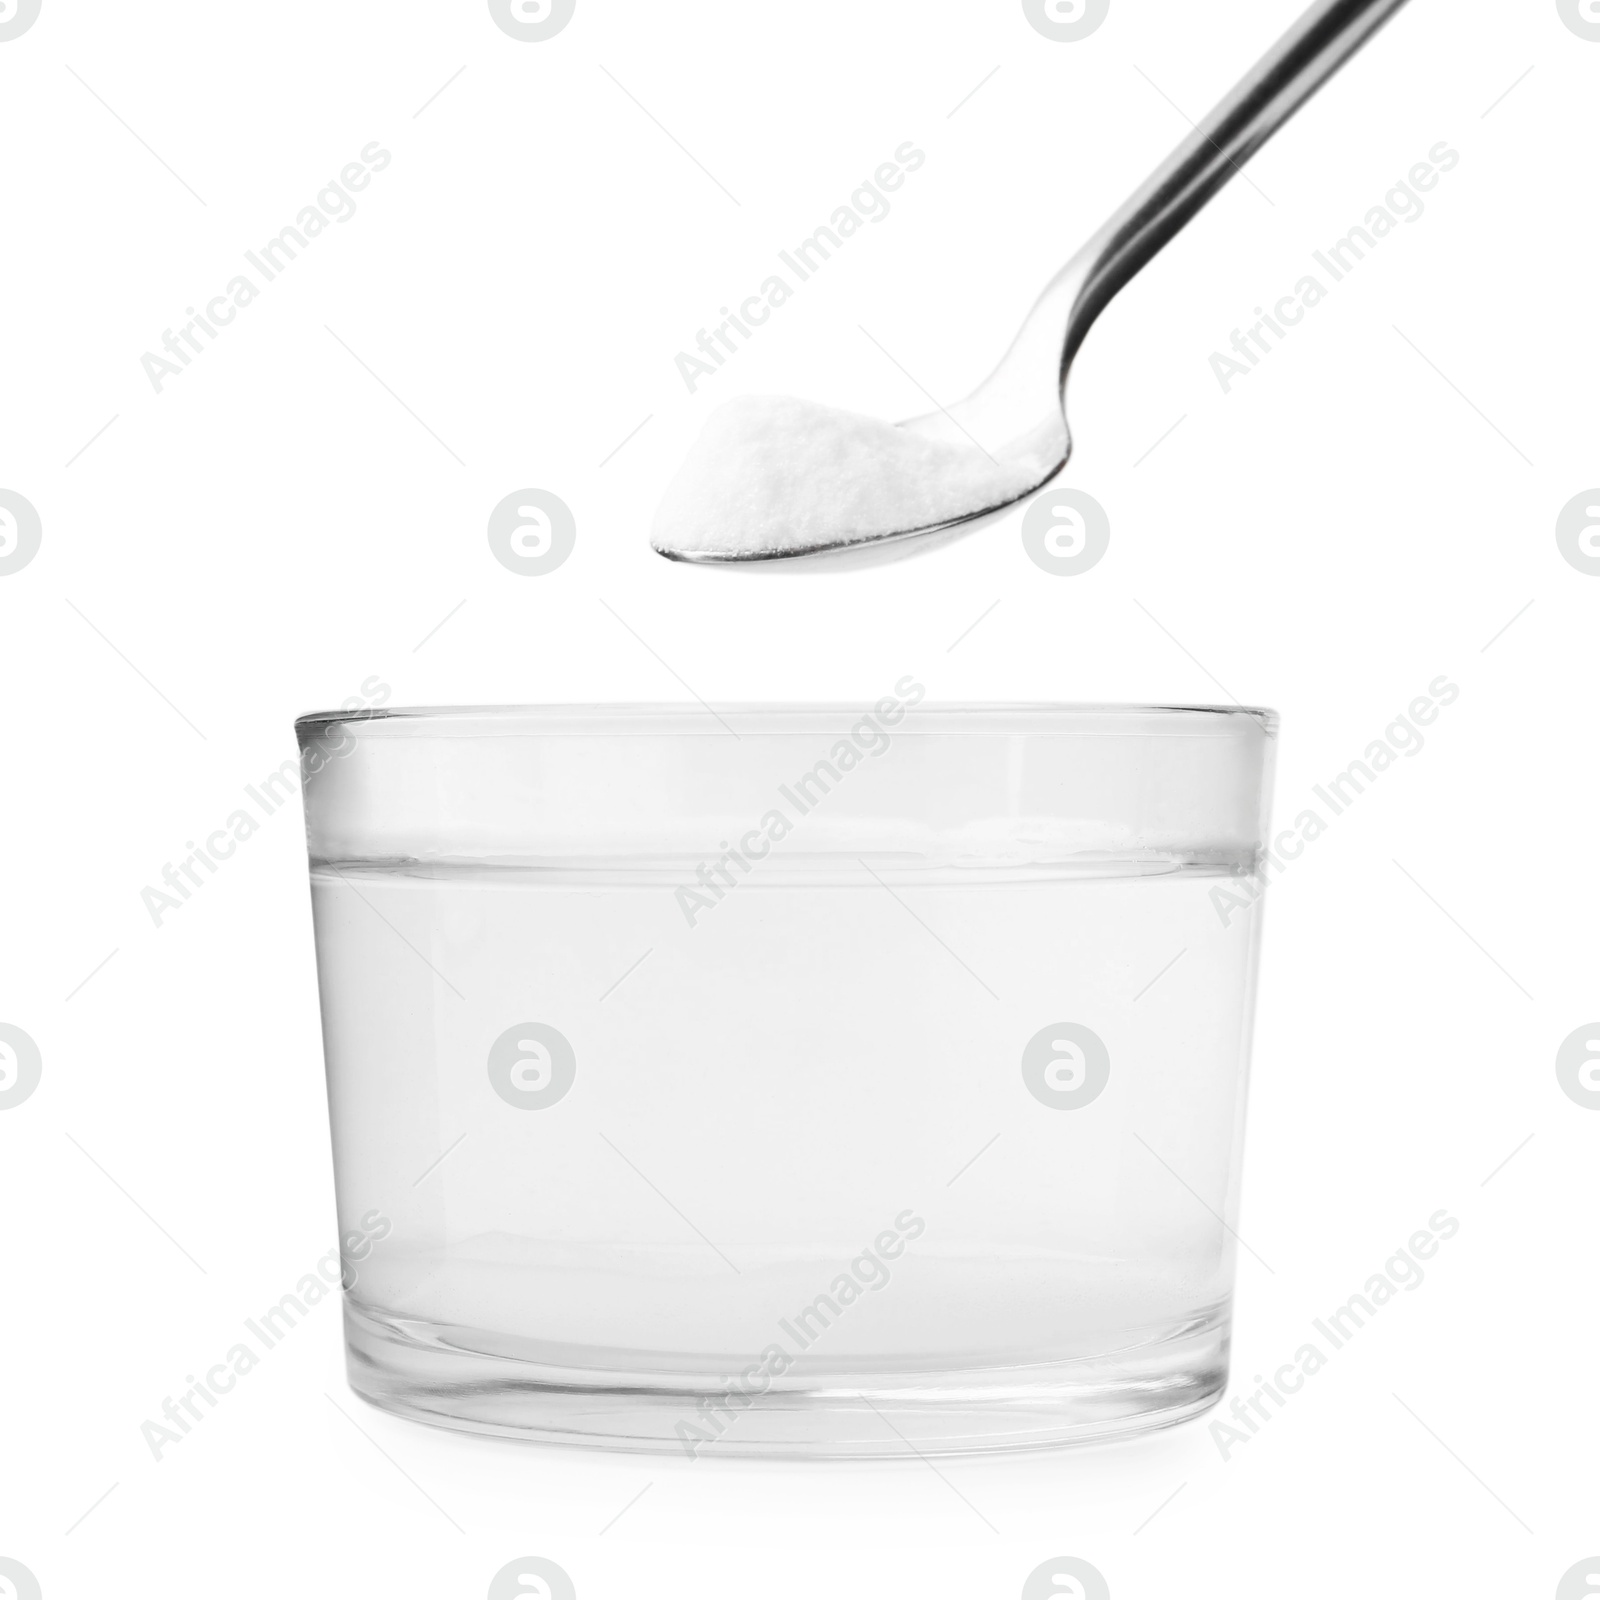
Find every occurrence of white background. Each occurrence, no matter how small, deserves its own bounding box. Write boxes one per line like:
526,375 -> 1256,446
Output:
2,1 -> 1597,1595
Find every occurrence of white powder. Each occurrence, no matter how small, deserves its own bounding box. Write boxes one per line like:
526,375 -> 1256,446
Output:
651,394 -> 1041,561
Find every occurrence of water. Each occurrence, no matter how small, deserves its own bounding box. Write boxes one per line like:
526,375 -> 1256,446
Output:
312,857 -> 1261,1383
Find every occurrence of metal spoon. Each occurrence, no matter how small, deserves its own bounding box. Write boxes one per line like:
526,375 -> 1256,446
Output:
657,0 -> 1412,567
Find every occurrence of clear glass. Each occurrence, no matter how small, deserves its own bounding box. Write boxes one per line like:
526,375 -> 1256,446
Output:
296,702 -> 1277,1456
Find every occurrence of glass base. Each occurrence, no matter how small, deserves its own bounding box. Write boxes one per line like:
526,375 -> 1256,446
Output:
342,1298 -> 1229,1457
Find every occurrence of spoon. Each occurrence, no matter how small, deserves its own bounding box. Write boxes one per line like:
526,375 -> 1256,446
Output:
654,0 -> 1412,567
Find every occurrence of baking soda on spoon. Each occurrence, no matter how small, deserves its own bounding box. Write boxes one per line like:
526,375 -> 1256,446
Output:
650,395 -> 1042,563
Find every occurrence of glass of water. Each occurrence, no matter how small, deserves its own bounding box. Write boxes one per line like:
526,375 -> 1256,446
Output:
297,700 -> 1276,1455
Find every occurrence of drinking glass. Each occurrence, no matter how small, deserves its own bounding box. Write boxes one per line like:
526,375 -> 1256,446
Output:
297,701 -> 1277,1455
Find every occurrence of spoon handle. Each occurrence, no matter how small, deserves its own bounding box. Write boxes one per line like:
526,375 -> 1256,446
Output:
1066,0 -> 1412,361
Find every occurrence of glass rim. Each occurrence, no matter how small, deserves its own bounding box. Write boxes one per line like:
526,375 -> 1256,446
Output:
295,702 -> 1279,740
